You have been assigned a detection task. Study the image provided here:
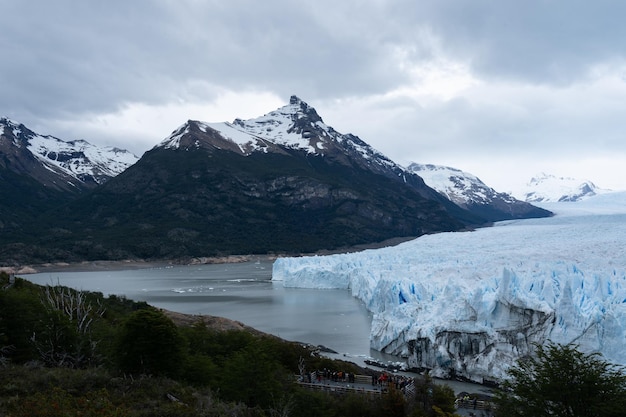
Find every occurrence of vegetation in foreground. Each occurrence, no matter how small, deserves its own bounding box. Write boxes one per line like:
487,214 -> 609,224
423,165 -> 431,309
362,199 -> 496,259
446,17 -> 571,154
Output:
494,342 -> 626,416
0,272 -> 459,416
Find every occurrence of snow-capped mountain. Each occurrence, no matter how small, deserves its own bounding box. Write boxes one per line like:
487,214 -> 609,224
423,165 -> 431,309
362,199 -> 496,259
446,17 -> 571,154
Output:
0,96 -> 551,264
407,163 -> 551,222
0,117 -> 138,191
514,172 -> 609,203
160,95 -> 369,155
157,96 -> 445,200
273,191 -> 626,382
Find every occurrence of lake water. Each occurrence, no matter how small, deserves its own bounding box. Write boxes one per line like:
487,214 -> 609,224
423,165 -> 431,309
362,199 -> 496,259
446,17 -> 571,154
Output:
25,259 -> 386,361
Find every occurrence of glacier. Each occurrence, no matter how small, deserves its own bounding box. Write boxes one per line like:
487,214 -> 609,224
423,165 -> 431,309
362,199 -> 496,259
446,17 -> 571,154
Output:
272,192 -> 626,382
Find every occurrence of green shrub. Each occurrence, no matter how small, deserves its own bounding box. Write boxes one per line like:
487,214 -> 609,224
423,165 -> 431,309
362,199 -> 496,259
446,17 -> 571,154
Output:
114,309 -> 184,377
495,343 -> 626,417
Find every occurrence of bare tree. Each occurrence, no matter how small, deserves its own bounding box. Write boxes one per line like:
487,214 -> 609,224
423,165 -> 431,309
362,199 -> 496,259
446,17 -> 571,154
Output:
31,282 -> 105,367
298,356 -> 306,381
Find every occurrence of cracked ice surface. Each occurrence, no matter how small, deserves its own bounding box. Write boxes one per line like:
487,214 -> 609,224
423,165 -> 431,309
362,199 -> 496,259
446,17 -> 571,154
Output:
272,192 -> 626,382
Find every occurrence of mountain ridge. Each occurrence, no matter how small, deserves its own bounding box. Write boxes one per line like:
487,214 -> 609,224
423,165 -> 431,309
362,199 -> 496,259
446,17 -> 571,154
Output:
407,163 -> 552,221
1,97 -> 482,264
0,97 -> 551,264
0,117 -> 138,191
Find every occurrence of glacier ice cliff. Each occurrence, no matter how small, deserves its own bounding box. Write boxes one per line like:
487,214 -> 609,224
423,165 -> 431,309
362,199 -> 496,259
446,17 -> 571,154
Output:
272,192 -> 626,382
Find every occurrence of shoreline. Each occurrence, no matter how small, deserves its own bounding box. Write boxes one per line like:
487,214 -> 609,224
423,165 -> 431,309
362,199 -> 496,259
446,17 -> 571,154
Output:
13,260 -> 174,274
8,236 -> 418,276
6,255 -> 277,275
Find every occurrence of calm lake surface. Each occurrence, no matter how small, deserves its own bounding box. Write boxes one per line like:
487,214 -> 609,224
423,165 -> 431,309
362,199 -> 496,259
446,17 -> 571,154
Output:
25,259 -> 388,361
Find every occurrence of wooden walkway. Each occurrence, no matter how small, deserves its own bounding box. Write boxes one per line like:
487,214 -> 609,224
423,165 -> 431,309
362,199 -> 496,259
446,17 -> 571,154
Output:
297,374 -> 494,415
296,374 -> 415,397
296,381 -> 382,396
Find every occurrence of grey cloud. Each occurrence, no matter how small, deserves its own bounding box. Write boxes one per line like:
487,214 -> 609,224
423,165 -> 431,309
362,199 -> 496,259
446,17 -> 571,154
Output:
6,0 -> 625,124
381,0 -> 626,84
1,0 -> 409,121
2,2 -> 182,116
2,0 -> 626,191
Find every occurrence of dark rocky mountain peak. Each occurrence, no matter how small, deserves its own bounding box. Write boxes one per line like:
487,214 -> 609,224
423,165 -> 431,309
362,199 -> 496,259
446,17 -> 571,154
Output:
288,94 -> 324,125
154,97 -> 471,207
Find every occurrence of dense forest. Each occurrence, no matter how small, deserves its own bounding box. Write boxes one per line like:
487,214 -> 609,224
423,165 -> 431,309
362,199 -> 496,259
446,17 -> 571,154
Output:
0,272 -> 459,417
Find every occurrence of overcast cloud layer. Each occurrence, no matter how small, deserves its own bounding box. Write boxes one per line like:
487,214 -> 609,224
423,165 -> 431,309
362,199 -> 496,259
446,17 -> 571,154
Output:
2,0 -> 625,193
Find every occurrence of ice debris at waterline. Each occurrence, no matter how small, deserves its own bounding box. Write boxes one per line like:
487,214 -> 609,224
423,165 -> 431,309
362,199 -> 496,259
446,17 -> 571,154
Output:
272,192 -> 626,383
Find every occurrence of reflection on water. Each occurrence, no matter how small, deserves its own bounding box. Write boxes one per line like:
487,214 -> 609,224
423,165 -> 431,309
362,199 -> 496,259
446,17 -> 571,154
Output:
25,260 -> 385,361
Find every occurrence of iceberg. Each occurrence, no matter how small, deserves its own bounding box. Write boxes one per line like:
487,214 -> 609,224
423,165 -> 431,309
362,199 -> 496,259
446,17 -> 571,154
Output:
272,192 -> 626,382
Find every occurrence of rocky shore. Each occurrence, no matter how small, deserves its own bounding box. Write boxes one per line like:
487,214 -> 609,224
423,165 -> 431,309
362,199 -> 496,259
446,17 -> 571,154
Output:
2,235 -> 415,276
3,255 -> 279,275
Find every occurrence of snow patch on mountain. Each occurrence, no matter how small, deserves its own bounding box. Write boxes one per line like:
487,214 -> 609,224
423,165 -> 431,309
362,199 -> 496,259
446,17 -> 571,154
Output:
158,96 -> 390,161
160,123 -> 189,150
406,162 -> 552,222
28,135 -> 138,181
272,192 -> 626,382
407,163 -> 516,206
158,96 -> 324,153
221,100 -> 326,152
0,119 -> 24,145
514,172 -> 610,203
1,117 -> 138,185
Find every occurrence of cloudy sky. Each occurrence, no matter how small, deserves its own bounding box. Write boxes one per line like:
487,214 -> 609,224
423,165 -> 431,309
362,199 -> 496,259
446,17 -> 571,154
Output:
2,0 -> 626,193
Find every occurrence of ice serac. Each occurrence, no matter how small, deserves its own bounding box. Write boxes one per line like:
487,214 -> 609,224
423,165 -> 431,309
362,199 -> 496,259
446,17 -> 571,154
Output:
272,192 -> 626,382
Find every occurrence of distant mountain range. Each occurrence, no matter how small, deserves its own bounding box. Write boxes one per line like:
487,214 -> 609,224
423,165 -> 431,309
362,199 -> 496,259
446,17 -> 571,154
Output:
512,172 -> 610,202
0,97 -> 552,265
